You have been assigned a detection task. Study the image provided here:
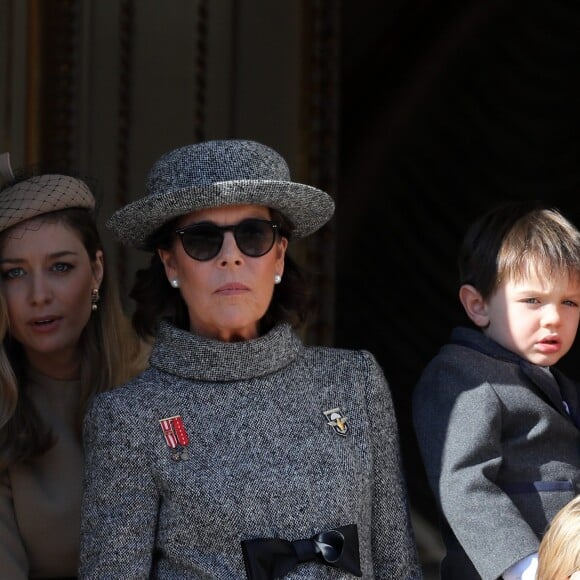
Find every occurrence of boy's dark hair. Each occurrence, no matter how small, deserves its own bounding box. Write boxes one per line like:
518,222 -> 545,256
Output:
459,201 -> 580,300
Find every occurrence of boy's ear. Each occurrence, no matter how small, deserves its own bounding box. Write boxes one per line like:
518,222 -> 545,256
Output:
459,284 -> 489,328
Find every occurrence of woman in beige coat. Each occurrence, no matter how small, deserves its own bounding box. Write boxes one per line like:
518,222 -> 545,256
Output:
0,155 -> 148,579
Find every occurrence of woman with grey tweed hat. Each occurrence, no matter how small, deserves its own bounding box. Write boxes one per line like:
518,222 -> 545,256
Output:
79,139 -> 422,579
0,155 -> 147,579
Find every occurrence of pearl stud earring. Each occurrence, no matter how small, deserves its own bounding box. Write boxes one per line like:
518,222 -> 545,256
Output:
170,279 -> 180,288
274,274 -> 282,285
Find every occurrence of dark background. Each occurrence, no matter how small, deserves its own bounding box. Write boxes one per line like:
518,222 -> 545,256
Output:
336,0 -> 580,529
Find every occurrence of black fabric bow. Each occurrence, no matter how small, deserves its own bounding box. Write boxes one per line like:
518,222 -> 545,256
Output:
241,523 -> 362,579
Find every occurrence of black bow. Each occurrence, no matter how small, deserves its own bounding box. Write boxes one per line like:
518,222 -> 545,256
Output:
241,523 -> 362,579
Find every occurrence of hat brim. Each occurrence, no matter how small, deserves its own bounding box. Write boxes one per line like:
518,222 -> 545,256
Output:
107,179 -> 335,249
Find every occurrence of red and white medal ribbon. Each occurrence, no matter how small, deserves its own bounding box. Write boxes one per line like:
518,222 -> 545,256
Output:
159,415 -> 190,460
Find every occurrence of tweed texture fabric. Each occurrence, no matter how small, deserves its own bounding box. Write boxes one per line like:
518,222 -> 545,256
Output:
106,139 -> 335,249
0,174 -> 94,234
413,326 -> 580,580
79,321 -> 422,579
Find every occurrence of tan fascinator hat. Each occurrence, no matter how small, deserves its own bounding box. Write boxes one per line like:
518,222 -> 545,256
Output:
0,153 -> 95,234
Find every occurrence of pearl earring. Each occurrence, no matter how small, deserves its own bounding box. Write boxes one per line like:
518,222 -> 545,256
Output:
170,279 -> 180,288
91,288 -> 100,312
274,274 -> 282,285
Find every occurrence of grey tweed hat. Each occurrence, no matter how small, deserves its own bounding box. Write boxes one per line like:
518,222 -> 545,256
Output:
106,139 -> 335,249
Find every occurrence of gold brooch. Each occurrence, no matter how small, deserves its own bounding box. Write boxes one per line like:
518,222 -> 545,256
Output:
323,407 -> 350,437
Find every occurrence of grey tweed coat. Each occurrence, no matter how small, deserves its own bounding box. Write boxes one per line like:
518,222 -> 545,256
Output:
79,321 -> 421,579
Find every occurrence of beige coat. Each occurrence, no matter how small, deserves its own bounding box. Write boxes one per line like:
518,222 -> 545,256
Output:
0,368 -> 82,579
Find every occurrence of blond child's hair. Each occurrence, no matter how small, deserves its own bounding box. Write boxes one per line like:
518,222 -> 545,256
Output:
537,495 -> 580,580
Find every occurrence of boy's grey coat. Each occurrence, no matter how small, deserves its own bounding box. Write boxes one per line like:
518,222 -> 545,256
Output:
413,326 -> 580,580
79,321 -> 422,579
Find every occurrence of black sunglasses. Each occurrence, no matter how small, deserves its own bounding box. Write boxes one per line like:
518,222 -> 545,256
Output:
175,218 -> 280,261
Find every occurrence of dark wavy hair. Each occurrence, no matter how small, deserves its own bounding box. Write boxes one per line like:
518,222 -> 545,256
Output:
130,209 -> 314,339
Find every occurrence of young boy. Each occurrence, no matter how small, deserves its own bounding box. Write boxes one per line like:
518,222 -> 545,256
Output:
413,201 -> 580,580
